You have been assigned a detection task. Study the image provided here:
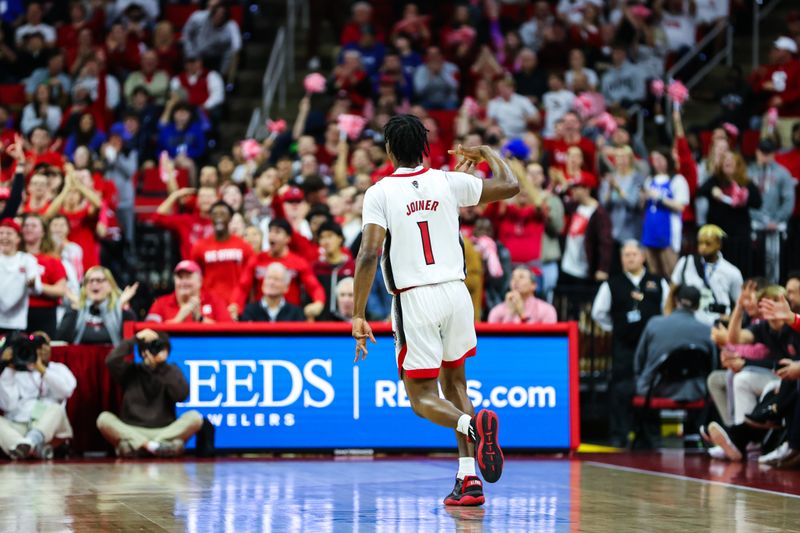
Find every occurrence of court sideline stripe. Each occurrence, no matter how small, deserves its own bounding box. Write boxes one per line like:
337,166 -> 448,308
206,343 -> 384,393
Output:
585,461 -> 800,500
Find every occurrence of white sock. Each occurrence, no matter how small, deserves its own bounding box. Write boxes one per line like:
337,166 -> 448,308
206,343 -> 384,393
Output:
456,414 -> 472,436
145,440 -> 160,454
457,457 -> 476,480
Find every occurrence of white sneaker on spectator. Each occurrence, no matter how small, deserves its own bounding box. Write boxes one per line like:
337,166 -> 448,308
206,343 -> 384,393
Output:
708,422 -> 743,461
707,446 -> 727,460
758,442 -> 790,465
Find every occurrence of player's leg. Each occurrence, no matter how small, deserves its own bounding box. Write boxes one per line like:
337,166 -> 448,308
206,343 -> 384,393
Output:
440,364 -> 485,506
403,374 -> 468,428
441,281 -> 504,484
440,364 -> 474,459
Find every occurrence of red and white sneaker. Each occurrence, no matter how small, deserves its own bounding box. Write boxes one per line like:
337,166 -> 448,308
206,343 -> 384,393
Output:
470,409 -> 504,483
444,475 -> 485,506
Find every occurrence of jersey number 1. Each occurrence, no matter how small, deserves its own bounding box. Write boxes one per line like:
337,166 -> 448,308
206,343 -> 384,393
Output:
417,221 -> 435,265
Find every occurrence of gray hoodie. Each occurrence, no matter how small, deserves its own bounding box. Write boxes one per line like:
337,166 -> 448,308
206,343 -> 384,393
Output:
748,160 -> 795,229
601,61 -> 646,105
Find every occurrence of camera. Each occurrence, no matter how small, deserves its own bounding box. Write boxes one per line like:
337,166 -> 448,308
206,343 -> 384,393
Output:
1,333 -> 47,371
707,303 -> 727,314
137,337 -> 167,357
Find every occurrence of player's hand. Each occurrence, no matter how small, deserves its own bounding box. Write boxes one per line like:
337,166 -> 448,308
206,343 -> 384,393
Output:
448,144 -> 484,163
353,317 -> 376,363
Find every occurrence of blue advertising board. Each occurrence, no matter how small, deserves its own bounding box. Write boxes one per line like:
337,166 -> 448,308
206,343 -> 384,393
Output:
144,324 -> 579,450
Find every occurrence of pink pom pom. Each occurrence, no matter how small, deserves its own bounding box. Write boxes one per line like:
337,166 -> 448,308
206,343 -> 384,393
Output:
650,79 -> 665,98
595,112 -> 618,136
722,122 -> 739,138
667,80 -> 689,105
240,139 -> 262,161
767,107 -> 779,128
462,96 -> 480,118
630,5 -> 652,18
303,72 -> 327,94
266,119 -> 287,134
337,114 -> 367,140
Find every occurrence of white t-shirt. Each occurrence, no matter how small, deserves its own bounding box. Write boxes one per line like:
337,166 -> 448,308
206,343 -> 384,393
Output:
645,173 -> 690,253
557,0 -> 586,25
542,89 -> 576,137
671,253 -> 743,326
566,68 -> 599,90
362,166 -> 483,292
561,204 -> 596,279
661,13 -> 696,52
695,0 -> 729,24
487,93 -> 539,137
0,252 -> 41,330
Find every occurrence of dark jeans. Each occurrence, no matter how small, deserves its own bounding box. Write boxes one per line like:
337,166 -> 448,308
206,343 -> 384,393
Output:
26,306 -> 57,338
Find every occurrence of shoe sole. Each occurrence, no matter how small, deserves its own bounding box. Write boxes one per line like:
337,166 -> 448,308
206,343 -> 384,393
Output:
9,442 -> 31,460
708,423 -> 742,461
444,495 -> 485,506
475,410 -> 503,483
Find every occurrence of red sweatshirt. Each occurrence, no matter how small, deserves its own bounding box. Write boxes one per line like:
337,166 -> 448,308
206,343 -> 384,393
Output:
236,250 -> 326,309
483,202 -> 545,263
776,148 -> 800,216
750,59 -> 800,117
675,135 -> 698,222
191,235 -> 254,306
151,213 -> 214,259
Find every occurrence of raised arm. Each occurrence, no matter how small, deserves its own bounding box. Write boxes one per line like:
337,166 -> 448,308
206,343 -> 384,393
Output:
450,144 -> 519,204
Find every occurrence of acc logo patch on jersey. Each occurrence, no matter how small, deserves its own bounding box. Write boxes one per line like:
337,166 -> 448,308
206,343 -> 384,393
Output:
412,180 -> 419,189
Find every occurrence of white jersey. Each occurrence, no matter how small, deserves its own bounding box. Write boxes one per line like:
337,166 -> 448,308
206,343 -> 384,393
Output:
362,166 -> 483,293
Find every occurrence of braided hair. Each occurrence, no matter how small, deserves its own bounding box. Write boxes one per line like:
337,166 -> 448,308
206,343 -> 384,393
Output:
384,114 -> 429,167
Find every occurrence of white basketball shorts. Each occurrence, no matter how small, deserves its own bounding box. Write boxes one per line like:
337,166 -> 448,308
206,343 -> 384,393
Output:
391,280 -> 477,379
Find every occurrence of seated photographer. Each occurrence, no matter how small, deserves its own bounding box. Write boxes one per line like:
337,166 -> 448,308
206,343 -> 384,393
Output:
97,329 -> 203,458
633,286 -> 716,448
0,332 -> 76,459
670,224 -> 743,326
56,266 -> 137,346
240,263 -> 305,322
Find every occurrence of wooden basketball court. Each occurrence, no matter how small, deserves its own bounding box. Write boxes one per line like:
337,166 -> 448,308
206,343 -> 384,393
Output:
1,452 -> 798,531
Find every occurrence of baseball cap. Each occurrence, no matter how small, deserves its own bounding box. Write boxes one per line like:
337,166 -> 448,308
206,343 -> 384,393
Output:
758,139 -> 777,154
174,260 -> 201,275
0,217 -> 21,235
0,188 -> 9,201
774,36 -> 798,54
282,186 -> 305,202
676,285 -> 701,309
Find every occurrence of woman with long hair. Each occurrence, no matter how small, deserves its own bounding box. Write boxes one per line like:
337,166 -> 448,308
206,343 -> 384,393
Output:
55,266 -> 137,346
0,218 -> 41,334
641,148 -> 690,277
697,150 -> 762,277
47,214 -> 82,324
599,145 -> 645,257
20,84 -> 62,136
21,214 -> 66,337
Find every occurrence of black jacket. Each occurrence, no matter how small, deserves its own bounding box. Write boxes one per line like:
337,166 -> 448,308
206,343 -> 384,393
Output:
240,301 -> 305,322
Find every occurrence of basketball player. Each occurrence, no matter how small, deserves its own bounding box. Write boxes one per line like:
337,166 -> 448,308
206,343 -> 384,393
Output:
352,115 -> 519,506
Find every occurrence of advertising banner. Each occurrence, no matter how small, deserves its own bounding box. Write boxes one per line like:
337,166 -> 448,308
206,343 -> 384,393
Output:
131,323 -> 579,450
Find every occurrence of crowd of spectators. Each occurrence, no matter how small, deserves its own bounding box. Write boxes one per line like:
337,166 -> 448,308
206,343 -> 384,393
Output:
0,0 -> 799,457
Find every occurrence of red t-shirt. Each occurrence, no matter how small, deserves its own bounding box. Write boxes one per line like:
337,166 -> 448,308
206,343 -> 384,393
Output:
146,291 -> 231,323
543,137 -> 598,174
21,199 -> 50,215
483,203 -> 545,263
776,149 -> 800,216
28,253 -> 67,308
61,205 -> 99,272
236,250 -> 326,309
151,213 -> 214,259
191,235 -> 254,306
